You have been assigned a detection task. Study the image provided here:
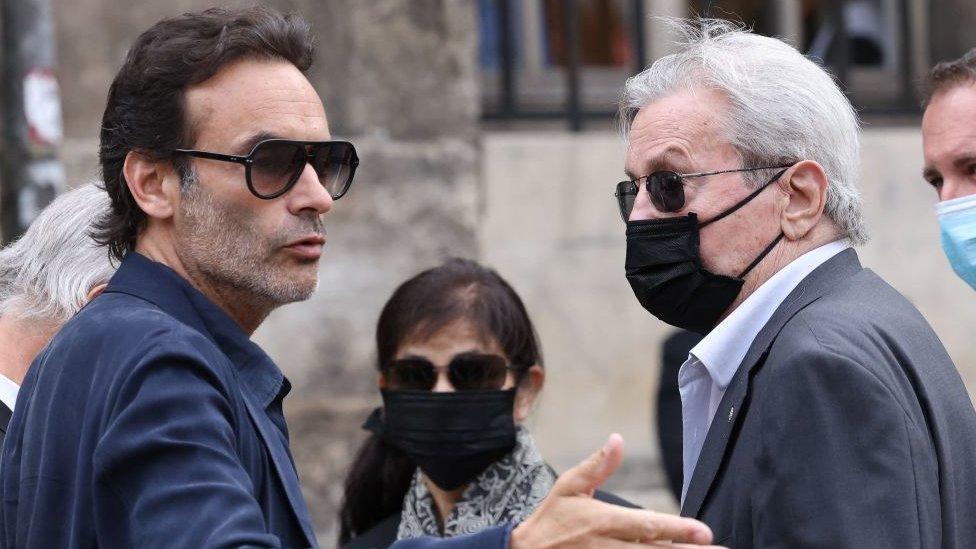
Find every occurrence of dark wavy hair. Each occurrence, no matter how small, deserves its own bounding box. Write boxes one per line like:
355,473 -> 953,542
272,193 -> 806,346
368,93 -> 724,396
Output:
93,7 -> 315,260
338,258 -> 544,544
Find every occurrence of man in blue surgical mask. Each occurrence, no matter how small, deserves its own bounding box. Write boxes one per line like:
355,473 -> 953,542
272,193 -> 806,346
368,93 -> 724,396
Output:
923,48 -> 976,288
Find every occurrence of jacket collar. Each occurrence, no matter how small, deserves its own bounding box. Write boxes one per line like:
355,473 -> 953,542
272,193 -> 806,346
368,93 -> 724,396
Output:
680,248 -> 864,518
689,240 -> 850,392
104,253 -> 316,545
104,252 -> 284,408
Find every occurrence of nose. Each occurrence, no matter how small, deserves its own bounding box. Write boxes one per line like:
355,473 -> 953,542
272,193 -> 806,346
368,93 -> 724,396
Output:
629,183 -> 657,221
431,370 -> 454,393
287,162 -> 334,216
939,178 -> 976,202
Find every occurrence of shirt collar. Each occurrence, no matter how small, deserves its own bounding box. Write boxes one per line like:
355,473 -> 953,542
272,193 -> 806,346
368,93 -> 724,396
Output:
104,252 -> 285,407
0,373 -> 19,412
690,239 -> 850,389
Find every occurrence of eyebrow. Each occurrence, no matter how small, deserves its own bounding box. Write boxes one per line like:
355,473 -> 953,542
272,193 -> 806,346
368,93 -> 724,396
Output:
399,349 -> 486,363
625,148 -> 692,180
234,131 -> 282,155
953,152 -> 976,171
923,152 -> 976,181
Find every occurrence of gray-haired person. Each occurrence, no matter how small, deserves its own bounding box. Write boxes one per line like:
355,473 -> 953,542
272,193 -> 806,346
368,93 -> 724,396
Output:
613,19 -> 976,547
0,183 -> 115,443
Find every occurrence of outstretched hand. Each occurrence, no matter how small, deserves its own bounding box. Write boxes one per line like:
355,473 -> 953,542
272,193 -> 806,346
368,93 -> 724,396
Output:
510,434 -> 724,549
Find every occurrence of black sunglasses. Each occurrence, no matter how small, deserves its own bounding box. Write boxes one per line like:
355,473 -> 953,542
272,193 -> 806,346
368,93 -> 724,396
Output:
172,139 -> 359,200
614,164 -> 794,221
382,352 -> 519,391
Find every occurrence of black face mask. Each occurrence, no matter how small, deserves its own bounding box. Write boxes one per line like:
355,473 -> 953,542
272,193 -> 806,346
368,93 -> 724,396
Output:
363,389 -> 518,491
625,175 -> 786,334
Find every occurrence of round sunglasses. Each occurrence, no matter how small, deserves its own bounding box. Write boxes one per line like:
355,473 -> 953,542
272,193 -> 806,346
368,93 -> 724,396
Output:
172,138 -> 359,200
382,352 -> 519,391
614,164 -> 793,222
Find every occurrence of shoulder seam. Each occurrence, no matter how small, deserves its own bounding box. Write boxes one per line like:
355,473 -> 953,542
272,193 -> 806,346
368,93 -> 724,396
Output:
792,311 -> 920,429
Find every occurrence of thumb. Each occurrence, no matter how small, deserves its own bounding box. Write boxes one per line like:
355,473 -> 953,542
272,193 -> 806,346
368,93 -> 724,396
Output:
551,433 -> 624,498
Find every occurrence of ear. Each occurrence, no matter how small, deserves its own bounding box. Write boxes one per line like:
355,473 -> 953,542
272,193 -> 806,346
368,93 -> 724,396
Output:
779,160 -> 829,241
84,283 -> 108,303
513,365 -> 545,423
122,151 -> 181,221
377,372 -> 388,390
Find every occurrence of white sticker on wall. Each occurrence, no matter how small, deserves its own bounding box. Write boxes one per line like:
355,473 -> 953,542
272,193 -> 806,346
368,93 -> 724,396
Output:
24,68 -> 64,147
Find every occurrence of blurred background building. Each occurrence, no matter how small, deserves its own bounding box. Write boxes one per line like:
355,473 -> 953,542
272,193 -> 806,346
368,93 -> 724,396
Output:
2,0 -> 976,543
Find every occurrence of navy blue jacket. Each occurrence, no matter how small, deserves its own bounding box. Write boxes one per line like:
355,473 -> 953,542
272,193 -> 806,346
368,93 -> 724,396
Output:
0,253 -> 317,548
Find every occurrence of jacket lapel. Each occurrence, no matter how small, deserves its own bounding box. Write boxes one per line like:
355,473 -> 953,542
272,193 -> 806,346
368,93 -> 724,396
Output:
240,386 -> 318,547
681,249 -> 863,518
105,254 -> 318,544
0,401 -> 10,434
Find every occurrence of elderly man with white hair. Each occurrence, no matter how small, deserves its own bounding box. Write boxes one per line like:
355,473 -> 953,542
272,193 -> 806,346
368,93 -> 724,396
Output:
394,19 -> 976,549
0,183 -> 114,444
613,19 -> 976,547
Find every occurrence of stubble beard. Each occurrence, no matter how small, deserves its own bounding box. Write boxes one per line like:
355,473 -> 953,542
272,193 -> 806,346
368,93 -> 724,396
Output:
176,173 -> 323,312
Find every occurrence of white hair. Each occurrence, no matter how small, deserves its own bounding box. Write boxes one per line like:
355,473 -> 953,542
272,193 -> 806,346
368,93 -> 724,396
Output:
0,183 -> 116,322
620,19 -> 868,245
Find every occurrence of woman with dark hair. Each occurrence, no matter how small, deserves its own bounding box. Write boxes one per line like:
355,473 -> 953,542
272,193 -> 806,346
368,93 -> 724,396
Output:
340,258 -> 632,547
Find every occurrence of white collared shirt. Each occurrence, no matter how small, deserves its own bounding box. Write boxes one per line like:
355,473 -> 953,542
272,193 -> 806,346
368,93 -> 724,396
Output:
0,373 -> 19,413
678,239 -> 850,504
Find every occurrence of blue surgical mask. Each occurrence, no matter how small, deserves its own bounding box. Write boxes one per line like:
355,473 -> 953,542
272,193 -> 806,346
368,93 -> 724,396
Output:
937,193 -> 976,291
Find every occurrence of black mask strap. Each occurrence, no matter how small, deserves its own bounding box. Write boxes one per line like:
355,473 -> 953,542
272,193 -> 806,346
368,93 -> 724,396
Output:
738,232 -> 785,278
699,168 -> 790,229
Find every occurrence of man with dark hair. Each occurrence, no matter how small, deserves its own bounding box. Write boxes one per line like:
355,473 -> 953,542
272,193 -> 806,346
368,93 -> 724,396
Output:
0,7 -> 717,549
0,7 -> 355,547
922,48 -> 976,290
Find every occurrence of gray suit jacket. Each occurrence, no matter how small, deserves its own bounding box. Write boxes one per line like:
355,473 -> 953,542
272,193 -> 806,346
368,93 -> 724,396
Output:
681,249 -> 976,548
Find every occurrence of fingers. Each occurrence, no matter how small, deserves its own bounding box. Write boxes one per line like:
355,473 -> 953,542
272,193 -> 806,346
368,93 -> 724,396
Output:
586,501 -> 714,545
531,435 -> 718,548
550,433 -> 625,497
642,510 -> 714,545
598,541 -> 656,549
652,541 -> 726,549
600,541 -> 726,549
600,541 -> 679,549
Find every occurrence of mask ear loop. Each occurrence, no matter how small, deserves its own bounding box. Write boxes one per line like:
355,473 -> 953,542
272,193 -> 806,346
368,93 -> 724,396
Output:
698,167 -> 791,229
738,232 -> 785,278
694,166 -> 791,279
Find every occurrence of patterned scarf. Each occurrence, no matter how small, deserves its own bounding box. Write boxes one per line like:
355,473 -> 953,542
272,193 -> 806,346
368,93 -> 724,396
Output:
397,428 -> 556,540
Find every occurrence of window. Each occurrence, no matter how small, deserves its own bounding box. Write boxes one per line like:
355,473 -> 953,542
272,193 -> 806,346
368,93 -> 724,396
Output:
479,0 -> 921,130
